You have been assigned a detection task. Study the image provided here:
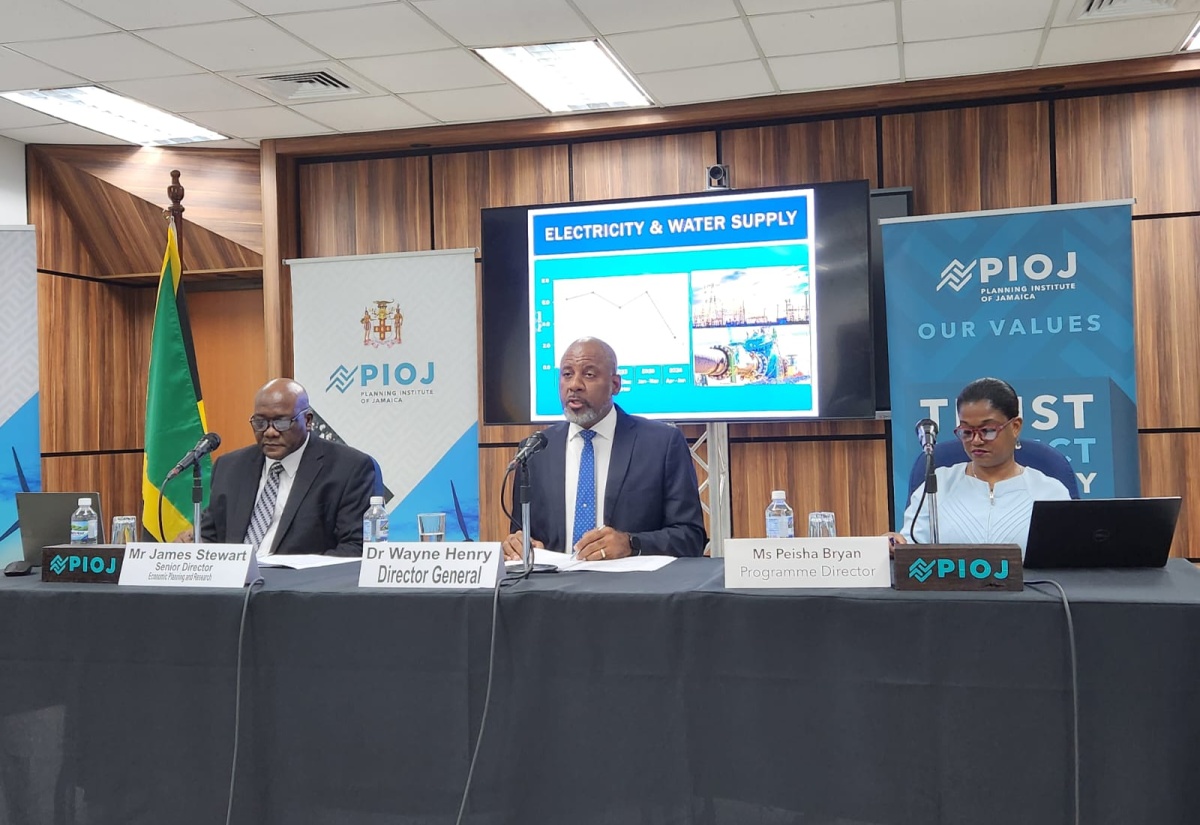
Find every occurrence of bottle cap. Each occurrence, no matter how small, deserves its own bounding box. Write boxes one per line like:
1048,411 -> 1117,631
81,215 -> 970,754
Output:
369,496 -> 384,505
78,497 -> 91,506
771,490 -> 786,499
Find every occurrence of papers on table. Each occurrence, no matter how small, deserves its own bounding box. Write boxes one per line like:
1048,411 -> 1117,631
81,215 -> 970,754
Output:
256,554 -> 359,570
505,548 -> 675,573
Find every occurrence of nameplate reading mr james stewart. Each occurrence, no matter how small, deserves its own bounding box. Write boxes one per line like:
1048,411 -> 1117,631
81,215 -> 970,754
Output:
359,542 -> 503,590
724,537 -> 892,589
119,543 -> 255,588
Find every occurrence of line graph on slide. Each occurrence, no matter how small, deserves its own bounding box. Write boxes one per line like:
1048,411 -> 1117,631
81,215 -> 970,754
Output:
553,273 -> 691,365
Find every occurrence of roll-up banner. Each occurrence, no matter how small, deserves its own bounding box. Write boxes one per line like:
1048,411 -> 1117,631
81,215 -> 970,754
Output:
0,226 -> 39,565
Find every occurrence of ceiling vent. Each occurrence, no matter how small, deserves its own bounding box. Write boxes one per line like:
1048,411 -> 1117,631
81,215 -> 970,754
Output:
1070,0 -> 1199,20
231,65 -> 378,104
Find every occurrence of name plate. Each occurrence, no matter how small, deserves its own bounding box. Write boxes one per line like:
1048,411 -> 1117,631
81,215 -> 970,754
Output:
359,542 -> 502,589
724,537 -> 892,589
42,545 -> 125,583
893,544 -> 1023,591
118,543 -> 257,588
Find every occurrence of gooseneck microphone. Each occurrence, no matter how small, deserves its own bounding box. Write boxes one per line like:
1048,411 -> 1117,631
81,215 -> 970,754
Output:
915,418 -> 938,455
507,431 -> 547,469
165,432 -> 222,481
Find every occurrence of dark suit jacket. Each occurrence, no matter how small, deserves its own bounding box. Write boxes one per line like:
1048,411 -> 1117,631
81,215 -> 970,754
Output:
514,407 -> 706,557
200,436 -> 376,556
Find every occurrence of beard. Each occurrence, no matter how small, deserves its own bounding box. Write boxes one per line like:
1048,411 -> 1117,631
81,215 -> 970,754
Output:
563,403 -> 602,427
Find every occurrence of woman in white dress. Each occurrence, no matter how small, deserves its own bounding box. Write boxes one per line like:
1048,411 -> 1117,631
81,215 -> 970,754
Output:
889,377 -> 1071,556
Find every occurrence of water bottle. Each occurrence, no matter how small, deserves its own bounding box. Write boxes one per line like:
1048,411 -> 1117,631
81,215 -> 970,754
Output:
70,497 -> 100,545
363,496 -> 389,542
765,490 -> 794,538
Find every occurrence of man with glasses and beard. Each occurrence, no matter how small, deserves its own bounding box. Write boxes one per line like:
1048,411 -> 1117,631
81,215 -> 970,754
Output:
503,337 -> 707,561
200,378 -> 376,557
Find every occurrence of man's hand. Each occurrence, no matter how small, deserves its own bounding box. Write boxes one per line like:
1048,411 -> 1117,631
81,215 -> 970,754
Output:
175,528 -> 195,543
502,530 -> 544,561
573,526 -> 632,561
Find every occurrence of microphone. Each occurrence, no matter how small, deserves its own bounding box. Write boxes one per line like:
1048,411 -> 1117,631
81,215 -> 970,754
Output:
915,419 -> 938,455
507,431 -> 547,470
165,432 -> 221,481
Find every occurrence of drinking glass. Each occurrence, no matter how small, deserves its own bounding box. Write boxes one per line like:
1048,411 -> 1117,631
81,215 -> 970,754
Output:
111,515 -> 138,545
417,512 -> 446,542
807,512 -> 837,538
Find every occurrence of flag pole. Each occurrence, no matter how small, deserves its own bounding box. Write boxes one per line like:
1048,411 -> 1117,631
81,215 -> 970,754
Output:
166,169 -> 184,267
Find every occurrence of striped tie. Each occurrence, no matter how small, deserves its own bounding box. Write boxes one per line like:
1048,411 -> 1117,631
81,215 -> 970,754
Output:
245,462 -> 284,551
572,429 -> 597,548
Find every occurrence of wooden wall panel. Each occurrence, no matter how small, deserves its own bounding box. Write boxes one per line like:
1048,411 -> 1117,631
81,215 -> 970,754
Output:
433,145 -> 570,252
42,453 -> 144,527
882,102 -> 1051,215
27,156 -> 100,277
720,118 -> 879,189
731,438 -> 889,537
1139,432 -> 1199,558
1057,88 -> 1200,215
1132,216 -> 1200,430
298,156 -> 431,258
572,133 -> 718,200
38,275 -> 153,453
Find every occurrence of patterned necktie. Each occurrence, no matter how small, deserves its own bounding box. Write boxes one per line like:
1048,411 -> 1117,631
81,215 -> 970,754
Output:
245,462 -> 284,551
572,429 -> 597,548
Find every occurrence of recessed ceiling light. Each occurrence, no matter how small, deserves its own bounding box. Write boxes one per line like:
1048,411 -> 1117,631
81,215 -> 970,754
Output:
1184,20 -> 1200,51
475,40 -> 653,113
0,86 -> 226,145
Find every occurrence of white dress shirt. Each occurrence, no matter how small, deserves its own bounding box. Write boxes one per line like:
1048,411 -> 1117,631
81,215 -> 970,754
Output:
564,406 -> 618,550
252,434 -> 310,556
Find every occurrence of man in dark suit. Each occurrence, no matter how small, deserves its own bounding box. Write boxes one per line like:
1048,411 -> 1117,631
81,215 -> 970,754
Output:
200,378 -> 375,556
503,338 -> 706,560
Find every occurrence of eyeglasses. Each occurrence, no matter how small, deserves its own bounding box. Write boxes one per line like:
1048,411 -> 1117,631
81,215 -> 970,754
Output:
953,418 -> 1015,443
249,410 -> 309,433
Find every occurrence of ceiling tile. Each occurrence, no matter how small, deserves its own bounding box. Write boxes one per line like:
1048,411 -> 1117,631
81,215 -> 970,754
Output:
905,30 -> 1042,79
0,0 -> 116,41
107,74 -> 272,113
136,19 -> 326,72
0,122 -> 132,145
750,1 -> 898,57
410,0 -> 593,48
571,0 -> 740,34
10,33 -> 203,82
238,0 -> 395,13
0,47 -> 86,93
640,60 -> 775,106
903,0 -> 1053,42
292,95 -> 436,131
270,4 -> 455,58
400,85 -> 544,122
182,137 -> 260,149
742,0 -> 879,12
770,45 -> 900,92
1041,14 -> 1195,64
186,105 -> 334,139
607,19 -> 760,73
0,98 -> 62,130
66,0 -> 254,29
346,49 -> 503,93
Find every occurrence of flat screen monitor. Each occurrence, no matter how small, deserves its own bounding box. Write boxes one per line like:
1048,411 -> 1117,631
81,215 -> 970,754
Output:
481,180 -> 875,423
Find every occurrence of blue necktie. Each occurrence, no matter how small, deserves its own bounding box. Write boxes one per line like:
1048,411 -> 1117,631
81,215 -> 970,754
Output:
573,430 -> 597,548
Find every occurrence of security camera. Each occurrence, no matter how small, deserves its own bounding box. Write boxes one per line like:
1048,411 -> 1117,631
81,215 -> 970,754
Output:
706,164 -> 730,190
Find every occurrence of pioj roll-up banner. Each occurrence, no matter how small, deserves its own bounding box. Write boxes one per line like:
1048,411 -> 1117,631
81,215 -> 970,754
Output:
0,226 -> 38,565
881,201 -> 1136,521
289,249 -> 480,542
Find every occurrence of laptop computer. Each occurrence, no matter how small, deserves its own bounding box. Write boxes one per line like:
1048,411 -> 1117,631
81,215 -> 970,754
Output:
15,492 -> 104,565
1023,497 -> 1182,569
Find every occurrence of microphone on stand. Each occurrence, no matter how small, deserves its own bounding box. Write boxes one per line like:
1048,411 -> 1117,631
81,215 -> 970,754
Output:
915,418 -> 938,455
914,419 -> 940,543
165,432 -> 221,481
507,431 -> 547,470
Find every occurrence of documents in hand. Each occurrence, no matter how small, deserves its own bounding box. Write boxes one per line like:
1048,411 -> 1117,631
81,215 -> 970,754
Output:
507,548 -> 675,572
256,554 -> 359,570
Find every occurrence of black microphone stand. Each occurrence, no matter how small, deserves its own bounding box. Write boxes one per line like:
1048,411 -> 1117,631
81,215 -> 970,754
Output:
192,461 -> 204,541
516,455 -> 533,577
923,444 -> 940,544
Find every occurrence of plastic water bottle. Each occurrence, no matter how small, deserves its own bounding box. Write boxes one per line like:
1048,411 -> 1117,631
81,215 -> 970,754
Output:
70,497 -> 100,545
765,490 -> 794,538
363,496 -> 389,542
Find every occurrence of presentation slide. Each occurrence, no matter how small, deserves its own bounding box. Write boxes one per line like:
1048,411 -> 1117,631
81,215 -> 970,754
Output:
528,188 -> 819,421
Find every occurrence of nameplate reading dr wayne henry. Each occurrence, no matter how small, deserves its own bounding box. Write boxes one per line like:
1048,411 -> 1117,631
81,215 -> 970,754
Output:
359,542 -> 503,590
119,543 -> 256,588
724,537 -> 891,589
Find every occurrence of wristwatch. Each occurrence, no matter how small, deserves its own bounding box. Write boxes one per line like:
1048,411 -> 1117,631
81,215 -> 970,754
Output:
628,533 -> 642,556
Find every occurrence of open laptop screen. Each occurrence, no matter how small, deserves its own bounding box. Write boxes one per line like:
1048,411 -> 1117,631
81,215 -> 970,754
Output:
15,492 -> 104,564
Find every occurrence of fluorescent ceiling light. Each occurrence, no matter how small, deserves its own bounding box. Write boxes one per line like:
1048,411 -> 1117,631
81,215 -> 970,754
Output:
475,40 -> 652,113
1184,20 -> 1200,51
0,86 -> 226,145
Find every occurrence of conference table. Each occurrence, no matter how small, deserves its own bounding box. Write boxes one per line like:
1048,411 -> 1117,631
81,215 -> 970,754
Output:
1,557 -> 1199,825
